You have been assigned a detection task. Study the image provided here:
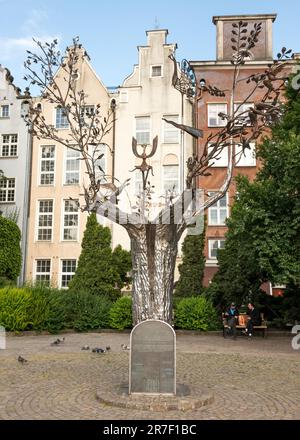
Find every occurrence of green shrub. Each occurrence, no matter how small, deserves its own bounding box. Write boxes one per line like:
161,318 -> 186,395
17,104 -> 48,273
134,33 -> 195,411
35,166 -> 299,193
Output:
0,286 -> 113,333
109,296 -> 132,330
175,296 -> 219,331
39,289 -> 68,333
64,290 -> 112,331
0,216 -> 21,282
0,288 -> 32,331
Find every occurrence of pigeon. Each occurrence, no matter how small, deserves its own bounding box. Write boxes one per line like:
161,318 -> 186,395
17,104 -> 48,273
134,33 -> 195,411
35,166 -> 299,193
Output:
105,346 -> 111,352
51,337 -> 65,346
92,347 -> 105,353
81,345 -> 90,351
18,355 -> 28,364
121,344 -> 130,351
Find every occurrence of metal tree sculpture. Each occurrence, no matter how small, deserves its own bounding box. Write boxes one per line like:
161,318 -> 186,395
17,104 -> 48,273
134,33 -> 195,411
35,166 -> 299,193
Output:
23,25 -> 292,324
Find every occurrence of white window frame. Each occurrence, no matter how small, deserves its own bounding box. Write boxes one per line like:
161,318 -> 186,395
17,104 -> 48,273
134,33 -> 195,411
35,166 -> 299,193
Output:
60,259 -> 77,289
208,192 -> 228,226
208,239 -> 225,260
55,107 -> 69,129
0,105 -> 9,118
80,105 -> 95,126
234,102 -> 253,126
0,134 -> 18,157
63,147 -> 80,185
134,169 -> 143,196
0,177 -> 16,203
119,90 -> 128,103
88,143 -> 107,182
35,259 -> 51,285
36,199 -> 54,241
235,143 -> 256,167
150,64 -> 163,78
135,116 -> 151,145
207,143 -> 228,167
61,199 -> 79,241
163,115 -> 179,143
163,164 -> 179,195
207,103 -> 227,127
39,145 -> 55,186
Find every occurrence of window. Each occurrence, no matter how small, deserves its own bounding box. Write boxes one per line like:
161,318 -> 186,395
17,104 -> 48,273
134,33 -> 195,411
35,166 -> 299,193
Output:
163,165 -> 179,193
135,116 -> 150,145
163,154 -> 179,194
0,178 -> 15,202
151,65 -> 162,77
64,148 -> 80,184
1,134 -> 18,157
89,143 -> 106,182
55,107 -> 69,129
235,143 -> 256,167
62,199 -> 78,241
61,259 -> 77,288
37,200 -> 53,241
208,239 -> 225,260
163,115 -> 179,143
0,105 -> 9,118
234,103 -> 253,126
35,259 -> 51,285
208,192 -> 228,225
207,143 -> 228,167
119,91 -> 128,103
134,169 -> 143,195
207,103 -> 227,127
40,145 -> 55,185
80,105 -> 95,126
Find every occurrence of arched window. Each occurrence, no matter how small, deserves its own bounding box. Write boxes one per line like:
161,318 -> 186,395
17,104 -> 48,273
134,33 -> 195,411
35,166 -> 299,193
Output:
163,154 -> 179,194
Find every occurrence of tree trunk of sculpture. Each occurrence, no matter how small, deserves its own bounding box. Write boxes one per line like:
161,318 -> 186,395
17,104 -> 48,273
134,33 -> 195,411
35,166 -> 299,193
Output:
128,223 -> 181,324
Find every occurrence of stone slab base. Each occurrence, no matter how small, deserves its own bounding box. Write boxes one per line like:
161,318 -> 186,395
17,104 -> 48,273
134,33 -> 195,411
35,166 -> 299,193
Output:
96,383 -> 214,412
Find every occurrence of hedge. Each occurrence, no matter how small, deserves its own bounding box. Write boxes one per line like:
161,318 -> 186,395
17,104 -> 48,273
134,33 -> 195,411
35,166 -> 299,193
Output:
174,296 -> 219,331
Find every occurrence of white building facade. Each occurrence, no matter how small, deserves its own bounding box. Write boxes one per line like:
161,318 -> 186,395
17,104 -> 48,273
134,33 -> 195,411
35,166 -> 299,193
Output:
112,30 -> 193,268
0,66 -> 32,284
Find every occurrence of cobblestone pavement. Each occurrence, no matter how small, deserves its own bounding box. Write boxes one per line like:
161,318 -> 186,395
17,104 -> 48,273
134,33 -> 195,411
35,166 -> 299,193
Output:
0,332 -> 299,420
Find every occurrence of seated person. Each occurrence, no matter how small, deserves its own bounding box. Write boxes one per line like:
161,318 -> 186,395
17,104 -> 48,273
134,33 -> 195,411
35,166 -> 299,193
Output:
243,302 -> 262,337
224,302 -> 239,339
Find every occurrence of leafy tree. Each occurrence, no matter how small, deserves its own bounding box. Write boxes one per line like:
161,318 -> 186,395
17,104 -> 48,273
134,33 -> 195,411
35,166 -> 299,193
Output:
112,245 -> 132,290
68,213 -> 120,299
206,76 -> 300,312
0,216 -> 21,284
174,224 -> 206,297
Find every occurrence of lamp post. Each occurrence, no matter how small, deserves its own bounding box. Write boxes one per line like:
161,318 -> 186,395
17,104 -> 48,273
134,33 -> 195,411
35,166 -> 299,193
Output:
169,55 -> 196,192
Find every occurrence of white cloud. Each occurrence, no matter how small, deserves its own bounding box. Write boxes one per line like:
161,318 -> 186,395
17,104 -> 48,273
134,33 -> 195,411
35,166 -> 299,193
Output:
0,35 -> 60,62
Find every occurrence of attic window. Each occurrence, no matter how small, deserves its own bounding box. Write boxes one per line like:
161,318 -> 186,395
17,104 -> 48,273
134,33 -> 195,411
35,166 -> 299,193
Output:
151,65 -> 162,77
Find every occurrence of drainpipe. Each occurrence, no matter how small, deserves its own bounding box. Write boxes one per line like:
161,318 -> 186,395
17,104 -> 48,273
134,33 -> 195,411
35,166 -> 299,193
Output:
110,98 -> 116,182
20,100 -> 33,286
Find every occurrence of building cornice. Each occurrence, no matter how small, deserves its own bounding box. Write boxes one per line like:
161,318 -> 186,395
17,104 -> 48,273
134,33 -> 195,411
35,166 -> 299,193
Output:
212,14 -> 277,24
190,59 -> 297,70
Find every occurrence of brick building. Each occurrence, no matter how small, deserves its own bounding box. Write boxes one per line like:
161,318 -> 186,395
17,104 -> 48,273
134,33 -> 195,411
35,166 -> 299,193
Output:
190,14 -> 283,291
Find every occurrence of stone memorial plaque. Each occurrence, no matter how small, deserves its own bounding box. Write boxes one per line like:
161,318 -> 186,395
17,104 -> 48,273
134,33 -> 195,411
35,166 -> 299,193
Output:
129,320 -> 176,395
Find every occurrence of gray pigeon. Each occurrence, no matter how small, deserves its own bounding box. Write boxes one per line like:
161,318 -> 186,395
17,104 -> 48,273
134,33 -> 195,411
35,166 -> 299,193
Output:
18,355 -> 28,364
92,347 -> 105,353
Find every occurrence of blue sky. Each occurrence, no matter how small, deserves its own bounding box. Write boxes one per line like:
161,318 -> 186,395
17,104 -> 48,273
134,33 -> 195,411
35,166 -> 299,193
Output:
1,0 -> 299,90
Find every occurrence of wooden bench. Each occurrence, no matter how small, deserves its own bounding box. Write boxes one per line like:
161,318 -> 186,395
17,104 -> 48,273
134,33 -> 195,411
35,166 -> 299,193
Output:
222,313 -> 267,338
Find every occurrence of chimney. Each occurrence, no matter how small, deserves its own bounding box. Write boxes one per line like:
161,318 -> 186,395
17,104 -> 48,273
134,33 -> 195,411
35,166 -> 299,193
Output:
213,14 -> 277,61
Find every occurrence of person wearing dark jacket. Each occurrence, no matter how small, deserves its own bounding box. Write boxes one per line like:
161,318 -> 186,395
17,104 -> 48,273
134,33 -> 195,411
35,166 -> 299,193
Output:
243,303 -> 262,337
224,302 -> 239,339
